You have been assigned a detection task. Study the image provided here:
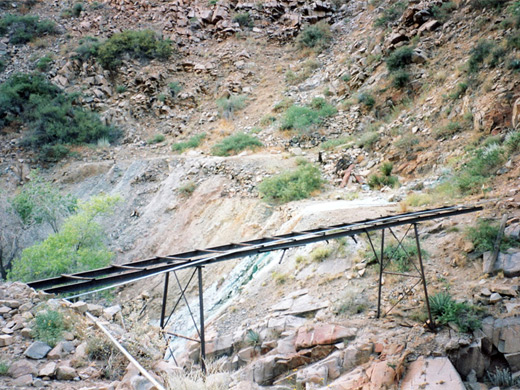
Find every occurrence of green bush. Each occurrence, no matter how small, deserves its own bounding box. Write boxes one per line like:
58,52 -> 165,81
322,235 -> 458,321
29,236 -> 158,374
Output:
0,58 -> 6,73
489,47 -> 507,67
171,133 -> 206,153
310,246 -> 333,262
73,3 -> 84,17
392,70 -> 410,89
216,95 -> 246,118
280,99 -> 336,132
115,85 -> 127,93
487,368 -> 520,387
368,162 -> 399,189
466,219 -> 519,255
505,130 -> 520,153
434,121 -> 462,139
395,133 -> 419,151
168,81 -> 182,97
470,0 -> 504,10
178,182 -> 197,197
507,31 -> 520,50
508,57 -> 520,71
73,36 -> 100,61
449,82 -> 468,99
468,40 -> 493,73
96,30 -> 172,69
386,46 -> 414,72
34,310 -> 64,347
356,131 -> 379,149
428,292 -> 481,332
296,21 -> 332,52
211,133 -> 262,156
258,162 -> 324,203
374,1 -> 408,27
0,361 -> 8,376
245,329 -> 261,346
431,1 -> 456,23
381,240 -> 426,272
0,14 -> 56,44
0,73 -> 119,160
233,12 -> 253,28
357,92 -> 375,109
320,136 -> 353,150
35,54 -> 53,72
456,144 -> 505,194
147,134 -> 165,144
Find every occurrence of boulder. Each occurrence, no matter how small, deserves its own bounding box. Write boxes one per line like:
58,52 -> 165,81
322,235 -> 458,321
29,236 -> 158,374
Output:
295,324 -> 357,350
24,341 -> 52,359
56,365 -> 76,380
8,360 -> 37,378
13,374 -> 33,387
401,357 -> 467,390
451,342 -> 490,380
483,250 -> 520,277
367,361 -> 396,388
205,334 -> 234,359
482,316 -> 520,354
39,362 -> 57,377
0,334 -> 14,346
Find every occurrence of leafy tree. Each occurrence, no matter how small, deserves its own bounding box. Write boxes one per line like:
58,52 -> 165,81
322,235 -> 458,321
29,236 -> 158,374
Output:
9,194 -> 122,282
10,171 -> 77,233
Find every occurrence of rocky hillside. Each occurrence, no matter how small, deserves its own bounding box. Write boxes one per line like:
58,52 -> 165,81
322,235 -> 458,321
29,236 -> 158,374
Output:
1,0 -> 520,388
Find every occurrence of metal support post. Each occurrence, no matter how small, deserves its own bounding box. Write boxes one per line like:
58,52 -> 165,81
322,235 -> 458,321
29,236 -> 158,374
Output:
413,223 -> 435,330
377,228 -> 385,318
197,266 -> 206,373
160,272 -> 170,329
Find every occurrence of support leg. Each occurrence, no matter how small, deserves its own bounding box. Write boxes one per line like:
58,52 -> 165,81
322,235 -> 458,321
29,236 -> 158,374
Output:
197,266 -> 206,373
414,223 -> 435,330
160,272 -> 170,329
377,228 -> 385,318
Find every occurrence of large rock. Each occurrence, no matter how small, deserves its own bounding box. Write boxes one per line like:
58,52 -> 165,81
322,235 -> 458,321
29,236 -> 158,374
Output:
451,342 -> 490,380
8,360 -> 37,378
205,334 -> 233,359
39,362 -> 57,377
56,365 -> 76,380
367,361 -> 396,388
401,357 -> 466,390
483,250 -> 520,277
0,334 -> 14,346
24,341 -> 52,359
295,324 -> 357,350
482,316 -> 520,354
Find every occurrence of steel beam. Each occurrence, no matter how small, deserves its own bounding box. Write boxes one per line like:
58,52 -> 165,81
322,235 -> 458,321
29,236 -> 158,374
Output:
159,272 -> 169,329
197,266 -> 206,374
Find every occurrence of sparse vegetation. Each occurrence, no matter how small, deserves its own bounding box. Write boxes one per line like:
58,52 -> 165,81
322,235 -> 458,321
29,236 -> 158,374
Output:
386,46 -> 414,72
310,245 -> 333,262
0,14 -> 56,44
34,310 -> 64,347
95,30 -> 172,69
356,131 -> 379,149
466,219 -> 520,255
383,240 -> 426,272
368,162 -> 398,189
357,92 -> 375,109
429,292 -> 481,332
434,121 -> 462,139
296,21 -> 332,52
392,70 -> 410,89
470,0 -> 504,10
73,36 -> 100,61
147,134 -> 165,144
115,85 -> 127,93
0,73 -> 119,161
468,40 -> 493,73
211,133 -> 262,156
258,161 -> 324,203
449,82 -> 468,100
487,368 -> 520,387
395,133 -> 419,152
334,291 -> 368,315
168,82 -> 182,97
430,1 -> 456,23
280,98 -> 337,132
246,329 -> 261,346
171,133 -> 206,153
35,54 -> 53,72
271,271 -> 288,285
321,136 -> 353,150
216,95 -> 247,118
233,12 -> 253,28
178,182 -> 197,197
0,361 -> 8,376
374,1 -> 408,27
505,130 -> 520,153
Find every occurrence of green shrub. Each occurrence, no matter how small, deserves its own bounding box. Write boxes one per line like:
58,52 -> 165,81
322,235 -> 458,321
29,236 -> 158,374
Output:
487,368 -> 520,387
310,246 -> 333,262
96,30 -> 172,69
489,47 -> 507,67
508,31 -> 520,50
211,132 -> 262,156
280,99 -> 337,132
168,82 -> 182,97
296,21 -> 332,52
35,54 -> 53,72
456,144 -> 505,194
216,95 -> 246,118
368,162 -> 398,189
386,46 -> 414,72
466,219 -> 519,255
505,130 -> 520,153
434,121 -> 462,139
73,36 -> 100,61
381,240 -> 426,272
356,131 -> 379,149
431,1 -> 456,23
233,12 -> 253,28
468,40 -> 493,73
449,82 -> 468,99
395,133 -> 419,151
147,134 -> 165,144
157,94 -> 166,103
341,73 -> 351,82
171,133 -> 206,153
73,3 -> 84,17
271,271 -> 288,285
87,336 -> 115,360
320,136 -> 353,150
0,58 -> 6,73
0,14 -> 56,44
357,92 -> 375,109
178,182 -> 197,197
0,73 -> 119,159
0,361 -> 8,376
258,162 -> 324,203
428,292 -> 481,332
470,0 -> 504,10
374,1 -> 408,27
508,57 -> 520,71
115,85 -> 127,93
392,70 -> 410,89
39,144 -> 70,162
245,330 -> 261,346
34,310 -> 64,347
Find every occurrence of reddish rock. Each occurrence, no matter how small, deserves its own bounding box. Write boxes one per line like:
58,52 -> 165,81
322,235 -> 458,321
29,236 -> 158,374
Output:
367,361 -> 396,388
402,357 -> 465,390
295,324 -> 357,350
8,360 -> 37,378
